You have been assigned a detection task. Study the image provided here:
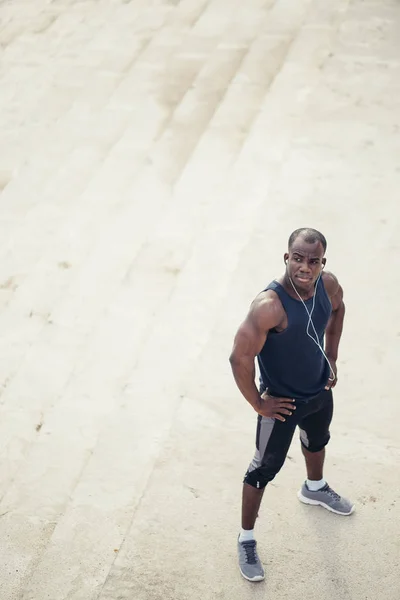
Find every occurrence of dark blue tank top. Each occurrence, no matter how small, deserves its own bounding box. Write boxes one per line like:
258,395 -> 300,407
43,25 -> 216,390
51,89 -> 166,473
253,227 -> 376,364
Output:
257,279 -> 332,401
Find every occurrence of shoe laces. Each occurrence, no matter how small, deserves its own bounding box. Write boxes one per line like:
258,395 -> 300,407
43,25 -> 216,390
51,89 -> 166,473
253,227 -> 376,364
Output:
242,540 -> 258,565
324,485 -> 341,502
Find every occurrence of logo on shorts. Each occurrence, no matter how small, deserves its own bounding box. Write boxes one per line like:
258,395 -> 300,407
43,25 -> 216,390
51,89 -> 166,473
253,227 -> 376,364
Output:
257,481 -> 260,489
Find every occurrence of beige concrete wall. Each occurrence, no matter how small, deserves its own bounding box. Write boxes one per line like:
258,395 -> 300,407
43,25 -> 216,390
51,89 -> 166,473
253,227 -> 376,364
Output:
0,0 -> 399,598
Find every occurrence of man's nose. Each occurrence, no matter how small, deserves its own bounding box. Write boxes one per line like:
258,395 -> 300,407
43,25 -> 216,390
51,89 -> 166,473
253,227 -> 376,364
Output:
299,261 -> 311,273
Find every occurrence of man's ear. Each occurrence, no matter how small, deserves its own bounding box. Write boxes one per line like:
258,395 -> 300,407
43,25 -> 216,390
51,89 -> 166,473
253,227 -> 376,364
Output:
284,252 -> 289,264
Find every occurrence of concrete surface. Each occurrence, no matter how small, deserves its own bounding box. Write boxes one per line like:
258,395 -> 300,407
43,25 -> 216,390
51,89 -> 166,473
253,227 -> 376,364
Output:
0,0 -> 399,598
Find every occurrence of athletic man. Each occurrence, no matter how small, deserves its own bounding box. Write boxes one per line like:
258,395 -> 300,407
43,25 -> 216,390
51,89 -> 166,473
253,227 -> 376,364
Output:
229,228 -> 354,582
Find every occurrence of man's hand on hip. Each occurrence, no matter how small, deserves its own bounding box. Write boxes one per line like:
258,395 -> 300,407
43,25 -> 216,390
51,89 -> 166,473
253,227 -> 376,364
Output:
325,358 -> 338,390
256,392 -> 296,422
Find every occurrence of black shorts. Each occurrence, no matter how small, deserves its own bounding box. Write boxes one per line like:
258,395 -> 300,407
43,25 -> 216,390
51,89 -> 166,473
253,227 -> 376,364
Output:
244,389 -> 333,489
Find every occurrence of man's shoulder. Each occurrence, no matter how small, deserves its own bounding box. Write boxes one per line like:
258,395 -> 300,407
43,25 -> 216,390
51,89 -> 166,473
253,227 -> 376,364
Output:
250,289 -> 285,327
254,287 -> 283,308
322,270 -> 341,298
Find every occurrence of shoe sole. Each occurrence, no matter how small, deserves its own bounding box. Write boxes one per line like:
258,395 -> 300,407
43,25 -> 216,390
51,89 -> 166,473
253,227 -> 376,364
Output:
239,568 -> 265,582
297,491 -> 355,516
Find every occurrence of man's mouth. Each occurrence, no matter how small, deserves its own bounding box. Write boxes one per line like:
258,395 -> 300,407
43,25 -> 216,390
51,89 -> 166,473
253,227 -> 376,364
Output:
296,275 -> 312,283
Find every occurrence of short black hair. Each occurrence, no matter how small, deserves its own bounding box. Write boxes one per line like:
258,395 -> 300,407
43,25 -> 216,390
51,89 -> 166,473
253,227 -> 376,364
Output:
288,228 -> 327,252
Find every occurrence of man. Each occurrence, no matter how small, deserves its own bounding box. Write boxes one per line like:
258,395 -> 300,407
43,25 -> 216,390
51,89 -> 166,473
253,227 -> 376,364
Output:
229,227 -> 354,582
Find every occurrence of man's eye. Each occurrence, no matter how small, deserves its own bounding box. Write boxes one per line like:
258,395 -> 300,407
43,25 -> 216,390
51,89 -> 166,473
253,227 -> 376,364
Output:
295,257 -> 301,262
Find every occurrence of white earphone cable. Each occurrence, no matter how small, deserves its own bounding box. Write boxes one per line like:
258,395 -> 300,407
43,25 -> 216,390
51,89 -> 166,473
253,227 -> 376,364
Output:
288,272 -> 336,382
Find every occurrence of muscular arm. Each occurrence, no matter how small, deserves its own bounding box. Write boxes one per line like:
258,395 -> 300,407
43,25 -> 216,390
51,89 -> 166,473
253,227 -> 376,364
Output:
229,296 -> 282,410
324,273 -> 345,361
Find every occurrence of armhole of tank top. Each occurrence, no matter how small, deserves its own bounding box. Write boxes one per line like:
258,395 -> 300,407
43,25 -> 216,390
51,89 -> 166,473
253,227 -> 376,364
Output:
319,276 -> 332,307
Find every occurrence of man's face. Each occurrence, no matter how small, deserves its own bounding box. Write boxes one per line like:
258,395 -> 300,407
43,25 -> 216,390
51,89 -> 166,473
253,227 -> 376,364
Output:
284,237 -> 326,293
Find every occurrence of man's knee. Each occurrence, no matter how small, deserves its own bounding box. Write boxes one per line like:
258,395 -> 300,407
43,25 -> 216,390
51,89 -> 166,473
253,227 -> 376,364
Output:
300,428 -> 330,453
243,463 -> 283,489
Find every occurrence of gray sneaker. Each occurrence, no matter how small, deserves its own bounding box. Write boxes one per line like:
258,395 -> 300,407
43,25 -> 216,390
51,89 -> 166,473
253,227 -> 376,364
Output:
237,538 -> 265,582
298,482 -> 355,515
